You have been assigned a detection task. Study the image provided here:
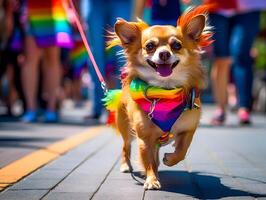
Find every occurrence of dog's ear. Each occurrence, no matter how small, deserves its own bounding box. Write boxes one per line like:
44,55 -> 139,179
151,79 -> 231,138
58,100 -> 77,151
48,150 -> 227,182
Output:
114,18 -> 141,45
114,18 -> 148,47
184,14 -> 206,42
178,6 -> 213,47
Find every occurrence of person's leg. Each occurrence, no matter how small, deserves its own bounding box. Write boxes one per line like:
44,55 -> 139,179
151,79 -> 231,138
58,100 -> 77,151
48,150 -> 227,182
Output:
4,52 -> 18,116
21,36 -> 42,121
227,81 -> 238,111
230,11 -> 260,124
42,46 -> 61,122
6,64 -> 16,115
87,0 -> 106,118
13,53 -> 26,112
72,78 -> 82,103
211,58 -> 232,110
209,14 -> 231,124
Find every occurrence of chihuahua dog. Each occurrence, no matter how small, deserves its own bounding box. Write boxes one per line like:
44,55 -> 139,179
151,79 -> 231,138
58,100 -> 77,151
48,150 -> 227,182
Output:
104,6 -> 213,190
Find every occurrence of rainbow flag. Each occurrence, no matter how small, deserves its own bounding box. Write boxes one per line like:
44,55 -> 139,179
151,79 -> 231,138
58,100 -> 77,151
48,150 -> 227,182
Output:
27,0 -> 73,48
70,39 -> 88,78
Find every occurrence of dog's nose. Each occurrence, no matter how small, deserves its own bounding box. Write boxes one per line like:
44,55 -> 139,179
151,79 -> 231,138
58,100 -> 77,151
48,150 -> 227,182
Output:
159,51 -> 171,61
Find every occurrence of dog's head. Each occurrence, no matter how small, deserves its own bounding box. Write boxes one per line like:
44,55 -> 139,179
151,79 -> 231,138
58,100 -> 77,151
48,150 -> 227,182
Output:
108,6 -> 213,89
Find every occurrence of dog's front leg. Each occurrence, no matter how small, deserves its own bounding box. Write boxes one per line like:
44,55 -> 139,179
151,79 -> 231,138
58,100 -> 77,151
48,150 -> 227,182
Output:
163,130 -> 195,166
138,138 -> 161,190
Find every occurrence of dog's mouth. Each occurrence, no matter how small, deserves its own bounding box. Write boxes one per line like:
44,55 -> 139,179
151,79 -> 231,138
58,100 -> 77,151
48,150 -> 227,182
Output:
147,59 -> 180,77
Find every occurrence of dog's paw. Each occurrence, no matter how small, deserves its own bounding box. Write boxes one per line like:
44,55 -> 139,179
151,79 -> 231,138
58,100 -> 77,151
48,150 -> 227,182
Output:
144,176 -> 161,190
120,163 -> 132,173
163,153 -> 178,167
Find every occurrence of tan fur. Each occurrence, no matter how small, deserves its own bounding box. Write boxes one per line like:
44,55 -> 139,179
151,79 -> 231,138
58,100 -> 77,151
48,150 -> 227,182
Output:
110,9 -> 212,190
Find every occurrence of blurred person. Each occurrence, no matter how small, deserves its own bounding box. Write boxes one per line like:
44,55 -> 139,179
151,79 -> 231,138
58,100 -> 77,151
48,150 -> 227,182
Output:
21,0 -> 73,122
227,79 -> 238,111
134,0 -> 181,25
85,0 -> 132,119
252,11 -> 266,113
66,0 -> 89,106
0,0 -> 5,44
204,0 -> 266,125
0,0 -> 25,116
69,36 -> 88,105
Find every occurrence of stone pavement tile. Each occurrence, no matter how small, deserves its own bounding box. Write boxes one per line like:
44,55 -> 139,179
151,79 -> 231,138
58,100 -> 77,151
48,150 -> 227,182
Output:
143,142 -> 202,199
0,122 -> 88,168
144,191 -> 194,200
92,163 -> 144,200
92,187 -> 143,200
192,172 -> 255,199
189,164 -> 244,198
10,179 -> 59,190
43,136 -> 122,198
196,130 -> 266,198
42,192 -> 92,200
185,161 -> 224,175
40,159 -> 82,171
45,177 -> 99,193
188,161 -> 264,199
222,165 -> 266,183
1,129 -> 115,199
42,130 -> 114,171
235,182 -> 266,197
26,169 -> 71,180
185,141 -> 264,199
144,172 -> 200,200
32,130 -> 114,181
0,189 -> 47,200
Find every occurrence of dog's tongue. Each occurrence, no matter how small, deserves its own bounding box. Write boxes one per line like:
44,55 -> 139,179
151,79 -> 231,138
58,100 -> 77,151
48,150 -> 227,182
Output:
156,64 -> 172,77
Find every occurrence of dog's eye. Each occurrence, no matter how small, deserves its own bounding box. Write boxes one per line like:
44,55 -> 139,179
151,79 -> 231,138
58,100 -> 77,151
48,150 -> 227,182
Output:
145,42 -> 156,52
171,41 -> 182,51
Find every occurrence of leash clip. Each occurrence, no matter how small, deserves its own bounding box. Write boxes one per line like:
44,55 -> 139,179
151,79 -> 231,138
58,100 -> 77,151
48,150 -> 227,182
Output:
101,82 -> 108,94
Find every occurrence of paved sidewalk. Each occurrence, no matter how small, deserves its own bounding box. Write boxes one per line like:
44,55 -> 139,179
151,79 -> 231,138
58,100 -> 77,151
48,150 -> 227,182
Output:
0,106 -> 266,199
0,100 -> 96,168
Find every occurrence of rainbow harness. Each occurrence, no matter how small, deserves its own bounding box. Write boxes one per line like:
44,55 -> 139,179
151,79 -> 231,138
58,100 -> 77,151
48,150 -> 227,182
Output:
129,79 -> 200,146
103,78 -> 200,147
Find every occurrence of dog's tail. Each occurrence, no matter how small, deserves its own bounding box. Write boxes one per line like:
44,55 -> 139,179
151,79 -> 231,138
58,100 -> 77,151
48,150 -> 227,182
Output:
102,89 -> 122,126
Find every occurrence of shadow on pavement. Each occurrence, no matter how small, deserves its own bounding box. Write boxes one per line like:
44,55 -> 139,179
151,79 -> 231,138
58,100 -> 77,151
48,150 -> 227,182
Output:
159,170 -> 266,199
132,170 -> 266,199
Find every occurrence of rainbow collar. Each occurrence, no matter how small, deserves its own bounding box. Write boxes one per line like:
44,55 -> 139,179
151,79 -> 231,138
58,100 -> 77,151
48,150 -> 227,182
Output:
129,78 -> 200,133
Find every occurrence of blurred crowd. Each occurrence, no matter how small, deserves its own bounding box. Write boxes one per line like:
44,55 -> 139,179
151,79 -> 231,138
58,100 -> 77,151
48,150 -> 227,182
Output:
0,0 -> 265,125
